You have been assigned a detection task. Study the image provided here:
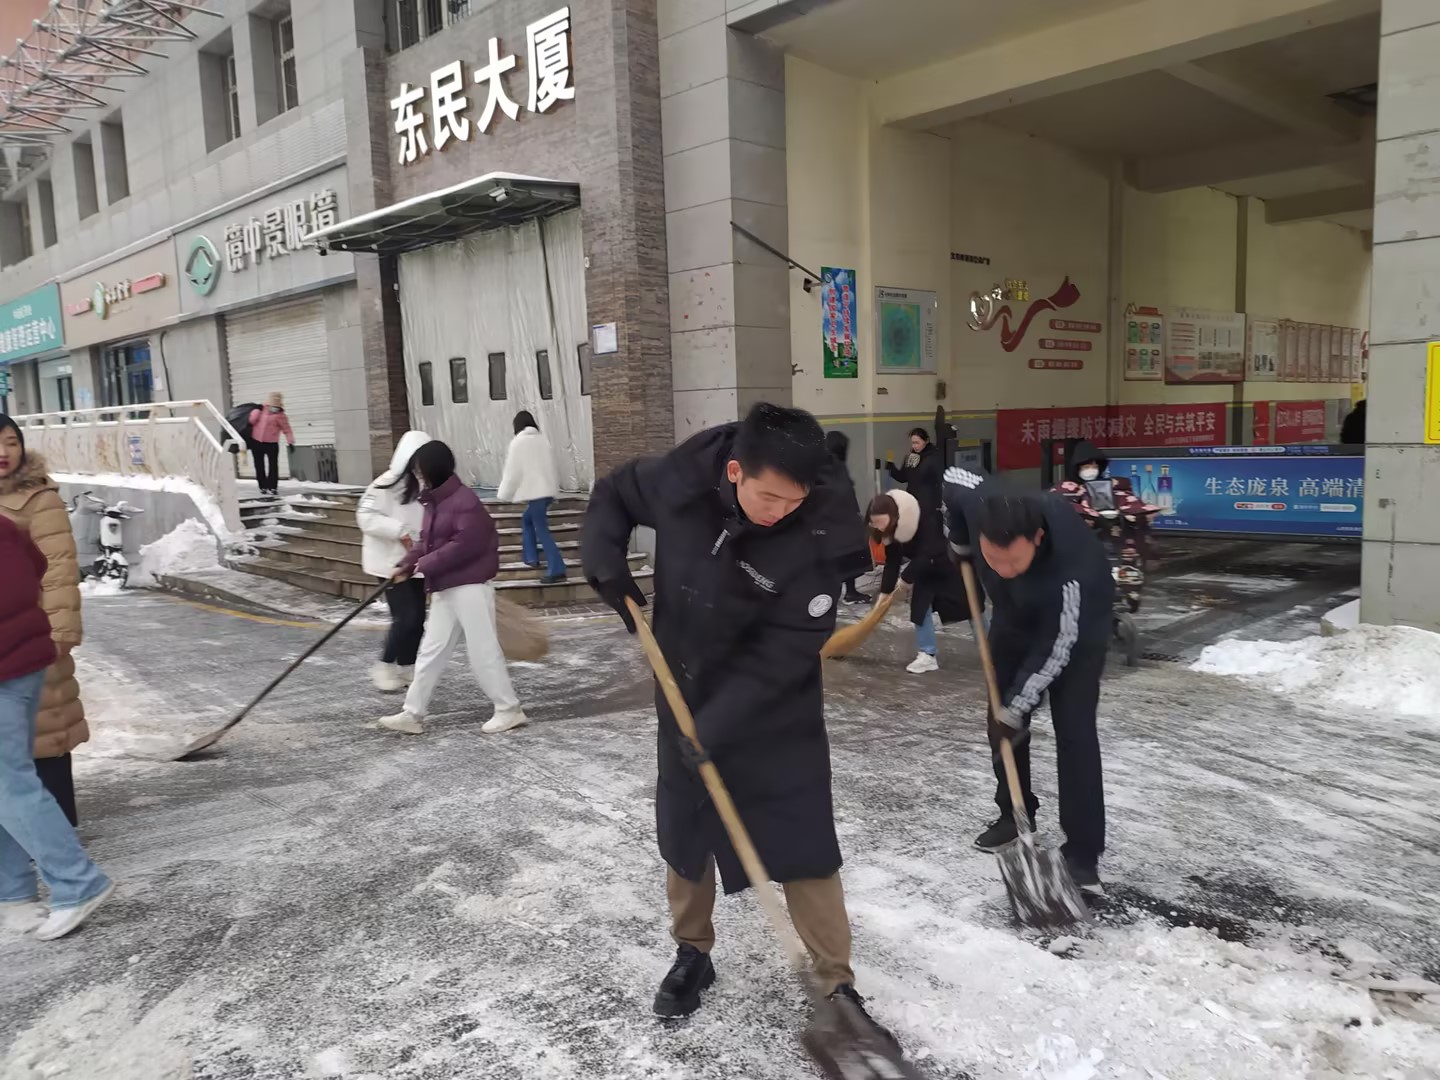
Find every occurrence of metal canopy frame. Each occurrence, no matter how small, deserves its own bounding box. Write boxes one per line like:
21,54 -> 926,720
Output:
0,1 -> 223,191
307,172 -> 582,256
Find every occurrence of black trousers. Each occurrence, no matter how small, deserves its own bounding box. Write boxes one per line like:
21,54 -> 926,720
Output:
988,634 -> 1107,867
381,577 -> 427,666
36,754 -> 79,827
253,442 -> 281,493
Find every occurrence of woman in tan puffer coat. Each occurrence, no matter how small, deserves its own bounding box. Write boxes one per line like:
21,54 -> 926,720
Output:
0,417 -> 86,774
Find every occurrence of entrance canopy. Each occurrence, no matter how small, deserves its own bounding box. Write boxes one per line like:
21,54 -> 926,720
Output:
308,173 -> 581,255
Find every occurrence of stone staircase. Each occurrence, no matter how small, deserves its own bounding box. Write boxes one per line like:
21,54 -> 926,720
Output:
234,489 -> 651,606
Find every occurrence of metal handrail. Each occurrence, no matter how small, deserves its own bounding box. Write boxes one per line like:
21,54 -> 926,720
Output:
13,400 -> 245,455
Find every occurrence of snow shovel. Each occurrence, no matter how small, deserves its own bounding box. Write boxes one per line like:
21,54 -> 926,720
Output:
821,591 -> 895,659
958,560 -> 1089,929
169,581 -> 390,761
625,599 -> 926,1080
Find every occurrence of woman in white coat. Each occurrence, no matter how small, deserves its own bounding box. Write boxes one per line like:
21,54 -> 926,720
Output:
497,412 -> 566,585
357,430 -> 431,691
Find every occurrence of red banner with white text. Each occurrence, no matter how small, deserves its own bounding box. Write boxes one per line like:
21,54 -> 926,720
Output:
996,402 -> 1229,471
1253,400 -> 1326,445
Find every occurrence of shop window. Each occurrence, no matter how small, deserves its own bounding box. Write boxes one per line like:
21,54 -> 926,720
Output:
487,353 -> 506,401
72,137 -> 99,220
57,376 -> 75,413
449,357 -> 469,403
276,14 -> 299,114
418,361 -> 434,406
100,342 -> 154,411
576,343 -> 592,397
535,350 -> 553,400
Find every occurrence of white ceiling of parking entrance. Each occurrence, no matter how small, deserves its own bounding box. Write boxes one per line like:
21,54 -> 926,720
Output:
760,0 -> 1141,80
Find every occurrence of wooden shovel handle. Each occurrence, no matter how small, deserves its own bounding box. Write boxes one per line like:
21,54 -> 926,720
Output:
958,561 -> 1030,829
624,599 -> 815,986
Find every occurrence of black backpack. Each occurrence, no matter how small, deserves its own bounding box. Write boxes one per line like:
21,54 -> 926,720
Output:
223,402 -> 262,452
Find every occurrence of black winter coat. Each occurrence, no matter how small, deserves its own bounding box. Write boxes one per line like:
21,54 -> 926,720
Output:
582,425 -> 867,893
943,467 -> 1115,718
877,489 -> 972,626
888,443 -> 944,513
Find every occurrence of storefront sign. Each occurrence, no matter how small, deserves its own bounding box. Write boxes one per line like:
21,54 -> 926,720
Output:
1104,447 -> 1362,538
951,252 -> 991,265
1050,319 -> 1100,333
391,6 -> 574,166
875,286 -> 938,373
996,402 -> 1227,470
1165,307 -> 1246,384
1124,306 -> 1165,382
0,284 -> 64,364
59,240 -> 181,349
821,267 -> 857,379
1278,401 -> 1327,443
174,167 -> 352,316
1029,358 -> 1084,371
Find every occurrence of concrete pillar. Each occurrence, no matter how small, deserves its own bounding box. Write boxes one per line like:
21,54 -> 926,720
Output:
659,0 -> 792,440
1361,1 -> 1440,631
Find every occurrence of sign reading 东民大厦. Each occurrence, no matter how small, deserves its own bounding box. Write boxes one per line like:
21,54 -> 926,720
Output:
174,167 -> 352,313
390,6 -> 575,166
0,284 -> 64,365
1105,445 -> 1363,539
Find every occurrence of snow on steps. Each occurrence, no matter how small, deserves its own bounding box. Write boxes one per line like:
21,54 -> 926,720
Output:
232,489 -> 651,607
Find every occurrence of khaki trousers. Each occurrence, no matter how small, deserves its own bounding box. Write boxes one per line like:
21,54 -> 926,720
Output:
667,857 -> 855,992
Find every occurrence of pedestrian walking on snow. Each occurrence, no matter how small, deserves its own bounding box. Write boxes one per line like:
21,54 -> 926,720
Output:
825,431 -> 872,605
943,467 -> 1114,897
0,512 -> 115,940
868,487 -> 973,674
886,427 -> 943,513
248,392 -> 295,497
497,411 -> 567,585
0,415 -> 85,828
357,430 -> 432,693
582,403 -> 881,1028
378,441 -> 527,736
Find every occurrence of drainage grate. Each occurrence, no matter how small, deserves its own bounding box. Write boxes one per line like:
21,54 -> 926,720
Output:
1141,650 -> 1185,664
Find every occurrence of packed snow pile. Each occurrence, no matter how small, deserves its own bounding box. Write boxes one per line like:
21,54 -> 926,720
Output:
132,518 -> 222,585
1192,623 -> 1440,722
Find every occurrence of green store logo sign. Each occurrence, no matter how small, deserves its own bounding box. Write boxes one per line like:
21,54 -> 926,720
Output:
184,235 -> 221,296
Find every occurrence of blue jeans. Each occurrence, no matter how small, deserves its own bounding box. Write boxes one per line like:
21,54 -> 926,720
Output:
0,669 -> 110,909
522,497 -> 566,578
915,608 -> 937,656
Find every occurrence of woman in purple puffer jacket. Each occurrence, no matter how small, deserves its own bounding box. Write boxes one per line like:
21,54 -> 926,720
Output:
377,440 -> 528,737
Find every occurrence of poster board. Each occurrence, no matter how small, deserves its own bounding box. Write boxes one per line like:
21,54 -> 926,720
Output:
875,286 -> 938,374
1165,307 -> 1246,384
1246,316 -> 1280,382
1123,306 -> 1165,381
820,267 -> 858,379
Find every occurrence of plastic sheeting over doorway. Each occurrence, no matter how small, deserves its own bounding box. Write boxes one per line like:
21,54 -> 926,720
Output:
397,209 -> 592,491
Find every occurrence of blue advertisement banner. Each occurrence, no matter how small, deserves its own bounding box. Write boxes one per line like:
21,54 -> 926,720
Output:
0,284 -> 64,365
1105,446 -> 1363,538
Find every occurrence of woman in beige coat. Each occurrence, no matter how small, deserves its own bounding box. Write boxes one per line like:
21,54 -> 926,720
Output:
0,416 -> 85,823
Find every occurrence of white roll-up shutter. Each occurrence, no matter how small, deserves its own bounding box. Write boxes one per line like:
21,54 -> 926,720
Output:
225,296 -> 332,480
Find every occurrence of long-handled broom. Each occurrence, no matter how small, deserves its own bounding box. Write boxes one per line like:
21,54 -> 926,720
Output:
820,591 -> 895,659
958,561 -> 1089,929
625,599 -> 926,1080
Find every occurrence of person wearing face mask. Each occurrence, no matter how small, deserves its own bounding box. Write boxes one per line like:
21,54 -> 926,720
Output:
1052,440 -> 1158,524
943,466 -> 1115,898
247,392 -> 295,497
581,403 -> 881,1029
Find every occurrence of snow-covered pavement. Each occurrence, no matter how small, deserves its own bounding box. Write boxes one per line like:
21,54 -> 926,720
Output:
2,590 -> 1437,1080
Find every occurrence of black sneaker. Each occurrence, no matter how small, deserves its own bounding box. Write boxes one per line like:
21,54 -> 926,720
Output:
540,573 -> 566,585
653,944 -> 715,1018
843,590 -> 872,606
828,985 -> 898,1049
1065,855 -> 1105,899
974,813 -> 1030,852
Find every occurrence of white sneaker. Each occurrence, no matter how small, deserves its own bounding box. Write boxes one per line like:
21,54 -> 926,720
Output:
371,662 -> 405,692
398,666 -> 415,686
379,711 -> 425,735
34,882 -> 116,941
481,709 -> 529,734
906,652 -> 939,675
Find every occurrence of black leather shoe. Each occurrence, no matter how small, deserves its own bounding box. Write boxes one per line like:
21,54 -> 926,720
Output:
828,984 -> 898,1048
653,944 -> 715,1018
974,813 -> 1030,852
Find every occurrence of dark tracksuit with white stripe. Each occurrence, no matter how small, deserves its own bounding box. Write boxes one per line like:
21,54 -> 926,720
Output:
943,469 -> 1116,869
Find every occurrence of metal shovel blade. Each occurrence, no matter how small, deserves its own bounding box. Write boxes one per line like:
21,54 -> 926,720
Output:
996,834 -> 1090,929
801,994 -> 929,1080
